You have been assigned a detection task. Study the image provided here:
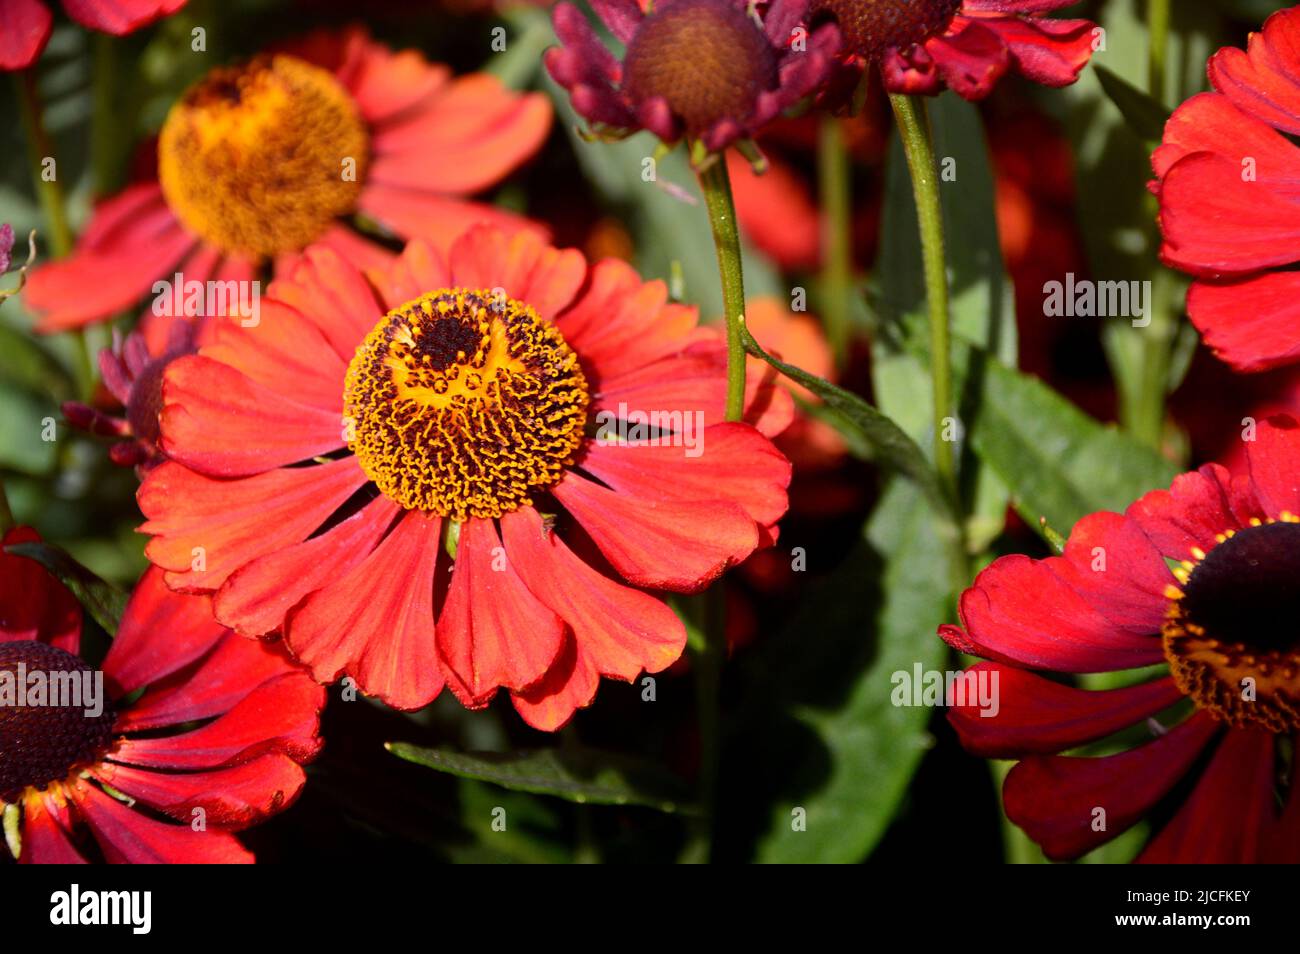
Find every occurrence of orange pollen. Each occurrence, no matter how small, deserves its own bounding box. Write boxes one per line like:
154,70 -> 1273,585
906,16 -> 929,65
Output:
1161,514 -> 1300,732
343,289 -> 590,521
811,0 -> 962,60
158,55 -> 369,259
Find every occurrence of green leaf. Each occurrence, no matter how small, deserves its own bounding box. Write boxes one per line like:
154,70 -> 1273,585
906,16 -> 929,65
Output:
386,743 -> 698,814
740,324 -> 951,519
1093,65 -> 1172,143
966,351 -> 1181,534
750,480 -> 951,863
5,539 -> 129,635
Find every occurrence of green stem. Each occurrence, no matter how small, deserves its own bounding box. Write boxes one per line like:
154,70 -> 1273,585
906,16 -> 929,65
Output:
889,94 -> 956,511
696,158 -> 747,423
818,116 -> 853,364
1148,0 -> 1170,107
16,69 -> 94,397
15,70 -> 72,258
91,33 -> 119,195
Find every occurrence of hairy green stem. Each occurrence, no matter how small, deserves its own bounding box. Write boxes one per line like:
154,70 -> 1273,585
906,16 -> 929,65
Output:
696,159 -> 747,423
889,94 -> 957,511
818,116 -> 853,363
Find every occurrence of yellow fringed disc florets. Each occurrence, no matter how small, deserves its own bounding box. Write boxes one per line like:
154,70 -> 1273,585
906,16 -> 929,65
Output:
343,289 -> 590,521
158,55 -> 369,259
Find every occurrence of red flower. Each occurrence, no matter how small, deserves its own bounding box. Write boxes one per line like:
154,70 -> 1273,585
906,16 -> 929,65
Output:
546,0 -> 839,154
136,226 -> 793,730
0,0 -> 185,72
813,0 -> 1096,100
23,26 -> 551,332
1,528 -> 324,863
940,417 -> 1300,862
1154,6 -> 1300,373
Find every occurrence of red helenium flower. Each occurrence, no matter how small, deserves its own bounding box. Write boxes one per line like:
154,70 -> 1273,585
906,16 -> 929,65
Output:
1,528 -> 324,864
136,225 -> 793,730
813,0 -> 1097,100
1154,6 -> 1300,373
23,26 -> 551,333
546,0 -> 840,153
940,417 -> 1300,862
0,0 -> 185,71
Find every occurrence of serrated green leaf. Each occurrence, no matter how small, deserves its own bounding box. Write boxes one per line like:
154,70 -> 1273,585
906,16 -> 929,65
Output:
387,743 -> 698,814
5,539 -> 129,635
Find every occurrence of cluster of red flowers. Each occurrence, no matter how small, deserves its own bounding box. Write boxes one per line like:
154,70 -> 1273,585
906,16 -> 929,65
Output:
4,0 -> 1298,865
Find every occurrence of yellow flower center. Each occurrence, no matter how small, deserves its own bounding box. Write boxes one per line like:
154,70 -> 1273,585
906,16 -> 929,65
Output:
158,55 -> 369,259
343,289 -> 590,521
1162,515 -> 1300,732
811,0 -> 962,60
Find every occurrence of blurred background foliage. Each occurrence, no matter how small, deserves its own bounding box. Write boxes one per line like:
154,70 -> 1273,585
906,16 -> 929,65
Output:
0,0 -> 1282,862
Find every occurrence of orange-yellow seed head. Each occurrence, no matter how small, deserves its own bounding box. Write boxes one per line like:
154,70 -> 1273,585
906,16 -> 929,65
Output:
158,55 -> 368,259
343,289 -> 590,521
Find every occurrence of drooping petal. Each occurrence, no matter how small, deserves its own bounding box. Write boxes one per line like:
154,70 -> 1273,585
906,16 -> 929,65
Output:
1138,727 -> 1276,863
116,631 -> 319,733
501,506 -> 687,682
947,663 -> 1184,758
91,754 -> 307,830
72,780 -> 253,864
18,795 -> 85,864
1003,712 -> 1221,861
102,566 -> 225,698
110,671 -> 323,769
214,494 -> 397,638
510,632 -> 601,732
285,510 -> 443,710
437,516 -> 565,706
